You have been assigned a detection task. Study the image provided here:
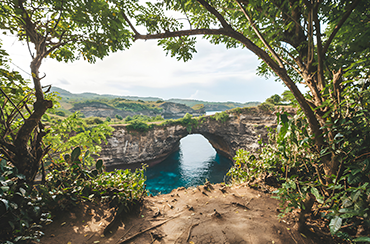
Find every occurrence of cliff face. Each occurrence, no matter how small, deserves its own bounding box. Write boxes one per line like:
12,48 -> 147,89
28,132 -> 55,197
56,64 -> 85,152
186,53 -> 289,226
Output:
100,124 -> 188,166
159,102 -> 205,119
70,101 -> 205,119
99,108 -> 276,167
69,102 -> 159,118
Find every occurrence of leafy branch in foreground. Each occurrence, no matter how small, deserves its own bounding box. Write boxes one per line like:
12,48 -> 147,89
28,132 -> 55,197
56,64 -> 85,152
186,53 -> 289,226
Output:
0,147 -> 147,243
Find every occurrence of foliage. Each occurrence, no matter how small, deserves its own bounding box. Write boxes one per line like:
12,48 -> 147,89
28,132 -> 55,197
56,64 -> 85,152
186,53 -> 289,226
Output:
124,114 -> 164,124
85,117 -> 104,125
257,102 -> 275,111
115,114 -> 123,120
0,147 -> 147,243
265,94 -> 282,105
211,111 -> 229,123
42,112 -> 114,168
41,147 -> 147,212
191,104 -> 205,111
126,121 -> 151,133
106,116 -> 111,122
228,80 -> 370,240
0,0 -> 137,182
0,159 -> 51,243
180,113 -> 199,133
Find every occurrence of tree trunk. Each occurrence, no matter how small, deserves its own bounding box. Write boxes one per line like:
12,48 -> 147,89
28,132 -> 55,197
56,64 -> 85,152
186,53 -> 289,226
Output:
12,55 -> 52,183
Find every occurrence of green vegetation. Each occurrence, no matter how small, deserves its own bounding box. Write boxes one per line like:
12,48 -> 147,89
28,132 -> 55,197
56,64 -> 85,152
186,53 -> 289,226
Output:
115,114 -> 123,120
191,103 -> 205,111
211,111 -> 230,123
0,148 -> 146,243
229,83 -> 370,241
70,99 -> 163,114
85,117 -> 104,125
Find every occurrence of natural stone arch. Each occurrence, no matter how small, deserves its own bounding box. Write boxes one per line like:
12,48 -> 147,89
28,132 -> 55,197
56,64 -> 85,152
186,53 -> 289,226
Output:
99,108 -> 277,167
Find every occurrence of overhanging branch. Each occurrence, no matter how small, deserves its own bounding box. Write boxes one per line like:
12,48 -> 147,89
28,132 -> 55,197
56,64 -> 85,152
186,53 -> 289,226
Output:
322,0 -> 359,55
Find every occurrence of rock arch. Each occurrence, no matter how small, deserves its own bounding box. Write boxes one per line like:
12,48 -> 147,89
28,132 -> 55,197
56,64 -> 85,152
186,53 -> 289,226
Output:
99,108 -> 276,167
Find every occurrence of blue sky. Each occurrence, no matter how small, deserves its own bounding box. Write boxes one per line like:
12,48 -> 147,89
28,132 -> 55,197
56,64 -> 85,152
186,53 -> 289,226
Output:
1,34 -> 292,103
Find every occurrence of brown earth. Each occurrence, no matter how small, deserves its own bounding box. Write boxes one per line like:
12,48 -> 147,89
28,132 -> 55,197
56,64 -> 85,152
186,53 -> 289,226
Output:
39,182 -> 341,244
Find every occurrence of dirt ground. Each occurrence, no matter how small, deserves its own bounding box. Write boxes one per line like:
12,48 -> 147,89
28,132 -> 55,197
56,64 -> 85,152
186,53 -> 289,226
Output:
40,182 -> 341,244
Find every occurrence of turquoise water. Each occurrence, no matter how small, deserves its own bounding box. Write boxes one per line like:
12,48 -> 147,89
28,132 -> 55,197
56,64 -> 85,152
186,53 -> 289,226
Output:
145,134 -> 234,195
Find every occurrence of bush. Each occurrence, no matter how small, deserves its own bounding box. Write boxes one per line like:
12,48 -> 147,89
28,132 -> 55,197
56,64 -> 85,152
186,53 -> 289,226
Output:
0,159 -> 51,243
257,102 -> 274,111
106,116 -> 111,122
115,114 -> 123,120
42,147 -> 147,212
126,120 -> 150,133
85,117 -> 104,124
212,111 -> 229,123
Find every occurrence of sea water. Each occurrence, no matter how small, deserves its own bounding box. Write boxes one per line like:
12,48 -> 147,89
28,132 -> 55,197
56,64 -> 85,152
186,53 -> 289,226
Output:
145,134 -> 234,195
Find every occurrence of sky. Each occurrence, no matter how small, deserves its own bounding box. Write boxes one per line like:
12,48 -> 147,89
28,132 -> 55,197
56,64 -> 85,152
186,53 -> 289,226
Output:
1,34 -> 291,103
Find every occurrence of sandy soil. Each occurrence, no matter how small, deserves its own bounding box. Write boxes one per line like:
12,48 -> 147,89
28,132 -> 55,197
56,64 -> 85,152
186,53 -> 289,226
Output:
40,182 -> 340,244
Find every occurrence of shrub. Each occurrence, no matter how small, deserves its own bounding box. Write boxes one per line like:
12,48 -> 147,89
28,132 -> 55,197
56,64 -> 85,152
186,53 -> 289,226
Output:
212,111 -> 229,123
0,159 -> 51,243
126,120 -> 150,133
85,117 -> 104,124
115,114 -> 123,120
257,102 -> 274,111
106,116 -> 111,122
42,148 -> 147,211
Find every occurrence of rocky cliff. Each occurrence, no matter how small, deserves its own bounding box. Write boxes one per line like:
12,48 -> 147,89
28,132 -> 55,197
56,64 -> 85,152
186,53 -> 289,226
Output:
98,108 -> 276,167
159,102 -> 205,119
70,101 -> 205,119
70,102 -> 159,118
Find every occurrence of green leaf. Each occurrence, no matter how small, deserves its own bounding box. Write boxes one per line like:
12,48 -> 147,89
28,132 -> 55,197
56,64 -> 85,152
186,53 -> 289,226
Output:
352,190 -> 362,202
329,216 -> 342,235
353,236 -> 370,242
310,187 -> 324,204
0,198 -> 9,211
64,154 -> 71,164
71,147 -> 81,162
19,187 -> 26,196
96,159 -> 103,171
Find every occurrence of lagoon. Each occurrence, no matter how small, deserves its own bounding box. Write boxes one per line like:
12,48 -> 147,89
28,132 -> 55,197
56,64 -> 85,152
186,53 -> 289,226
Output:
144,134 -> 234,195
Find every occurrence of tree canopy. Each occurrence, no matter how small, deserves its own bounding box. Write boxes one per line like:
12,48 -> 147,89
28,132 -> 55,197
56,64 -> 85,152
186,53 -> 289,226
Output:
0,0 -> 136,181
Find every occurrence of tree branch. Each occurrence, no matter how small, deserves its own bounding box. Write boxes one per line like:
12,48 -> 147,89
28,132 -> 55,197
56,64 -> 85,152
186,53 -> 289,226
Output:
121,11 -> 140,37
313,3 -> 325,90
236,0 -> 284,68
197,0 -> 231,29
322,0 -> 359,55
135,26 -> 324,148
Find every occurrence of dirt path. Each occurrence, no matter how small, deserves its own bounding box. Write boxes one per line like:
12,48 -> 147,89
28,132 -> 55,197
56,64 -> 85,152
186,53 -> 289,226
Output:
40,183 -> 337,244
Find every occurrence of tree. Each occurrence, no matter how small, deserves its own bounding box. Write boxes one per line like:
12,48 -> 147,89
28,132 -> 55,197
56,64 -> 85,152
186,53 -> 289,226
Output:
0,0 -> 135,182
121,0 -> 369,182
265,94 -> 281,105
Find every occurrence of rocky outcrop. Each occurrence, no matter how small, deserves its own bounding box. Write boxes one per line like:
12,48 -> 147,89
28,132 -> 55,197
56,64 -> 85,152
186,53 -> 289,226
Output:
98,108 -> 276,167
159,102 -> 205,119
69,102 -> 159,118
70,101 -> 205,119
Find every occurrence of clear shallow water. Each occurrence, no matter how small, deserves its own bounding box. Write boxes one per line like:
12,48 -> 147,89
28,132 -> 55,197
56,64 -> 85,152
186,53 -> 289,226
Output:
145,134 -> 234,195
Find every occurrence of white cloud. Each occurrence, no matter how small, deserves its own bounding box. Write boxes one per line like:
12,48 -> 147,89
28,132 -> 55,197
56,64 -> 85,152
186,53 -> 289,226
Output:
1,34 -> 294,102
